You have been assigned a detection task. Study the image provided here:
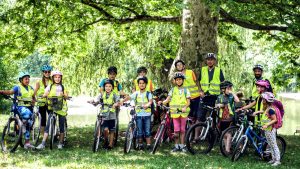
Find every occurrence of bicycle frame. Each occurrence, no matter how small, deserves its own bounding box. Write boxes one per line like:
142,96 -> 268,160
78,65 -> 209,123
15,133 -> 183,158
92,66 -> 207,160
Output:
245,125 -> 266,156
153,106 -> 173,143
199,105 -> 219,140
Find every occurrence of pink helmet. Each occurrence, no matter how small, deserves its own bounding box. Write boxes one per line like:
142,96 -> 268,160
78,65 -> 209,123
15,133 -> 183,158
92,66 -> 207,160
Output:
255,80 -> 269,88
261,92 -> 275,103
51,70 -> 63,77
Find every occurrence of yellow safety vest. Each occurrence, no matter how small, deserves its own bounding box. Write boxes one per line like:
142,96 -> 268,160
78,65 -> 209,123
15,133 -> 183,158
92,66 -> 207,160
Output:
134,78 -> 154,92
200,66 -> 221,95
135,91 -> 151,114
260,108 -> 274,131
17,84 -> 34,107
169,87 -> 190,118
254,96 -> 264,125
102,92 -> 116,114
183,69 -> 200,99
218,95 -> 234,119
48,84 -> 68,116
36,80 -> 49,106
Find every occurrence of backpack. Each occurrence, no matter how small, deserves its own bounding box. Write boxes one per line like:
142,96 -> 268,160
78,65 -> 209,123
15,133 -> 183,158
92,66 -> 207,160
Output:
271,105 -> 283,129
272,100 -> 284,117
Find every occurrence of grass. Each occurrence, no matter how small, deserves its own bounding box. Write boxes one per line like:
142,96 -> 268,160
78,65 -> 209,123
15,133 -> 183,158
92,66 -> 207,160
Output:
0,114 -> 299,169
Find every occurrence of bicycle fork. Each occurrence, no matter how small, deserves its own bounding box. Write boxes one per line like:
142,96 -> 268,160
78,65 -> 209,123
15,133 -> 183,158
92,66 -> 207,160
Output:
200,118 -> 212,140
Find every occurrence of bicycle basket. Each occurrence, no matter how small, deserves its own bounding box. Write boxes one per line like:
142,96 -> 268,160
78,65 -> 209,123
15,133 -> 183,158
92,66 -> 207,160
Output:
48,97 -> 63,111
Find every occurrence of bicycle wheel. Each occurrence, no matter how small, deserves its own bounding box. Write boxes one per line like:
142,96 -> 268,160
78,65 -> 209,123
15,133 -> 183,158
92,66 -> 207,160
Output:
262,135 -> 286,161
152,124 -> 165,154
114,115 -> 119,146
49,117 -> 56,150
92,120 -> 101,152
231,136 -> 248,162
32,113 -> 42,146
220,126 -> 240,157
124,123 -> 134,154
1,117 -> 22,152
185,123 -> 215,155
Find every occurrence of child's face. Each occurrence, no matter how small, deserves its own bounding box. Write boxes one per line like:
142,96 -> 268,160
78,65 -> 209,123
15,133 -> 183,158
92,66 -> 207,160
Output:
176,62 -> 184,71
175,78 -> 183,86
138,71 -> 146,77
21,76 -> 30,86
138,80 -> 146,90
53,75 -> 61,84
256,85 -> 265,94
105,84 -> 113,93
108,73 -> 117,80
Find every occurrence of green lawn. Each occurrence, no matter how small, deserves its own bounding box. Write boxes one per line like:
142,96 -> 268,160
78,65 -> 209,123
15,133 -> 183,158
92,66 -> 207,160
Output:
0,114 -> 299,169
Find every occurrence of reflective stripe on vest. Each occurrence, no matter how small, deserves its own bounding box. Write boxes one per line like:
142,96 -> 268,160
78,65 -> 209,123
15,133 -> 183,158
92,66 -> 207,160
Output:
200,66 -> 221,95
102,92 -> 116,114
48,84 -> 67,116
260,108 -> 273,131
169,87 -> 190,118
37,80 -> 48,106
135,91 -> 151,113
17,84 -> 34,107
183,69 -> 200,99
254,96 -> 264,124
134,78 -> 153,92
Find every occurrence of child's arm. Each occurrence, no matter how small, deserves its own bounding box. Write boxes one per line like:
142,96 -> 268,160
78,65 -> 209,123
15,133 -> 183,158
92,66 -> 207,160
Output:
252,110 -> 264,116
0,90 -> 14,95
182,98 -> 190,112
236,100 -> 256,112
262,113 -> 277,130
232,93 -> 240,103
161,96 -> 171,105
63,90 -> 69,99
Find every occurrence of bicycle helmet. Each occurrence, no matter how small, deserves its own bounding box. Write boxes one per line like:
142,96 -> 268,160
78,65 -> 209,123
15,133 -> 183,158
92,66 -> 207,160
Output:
174,59 -> 185,66
103,79 -> 114,89
253,64 -> 263,71
18,72 -> 30,82
107,66 -> 117,74
205,53 -> 217,60
51,70 -> 63,77
261,92 -> 275,103
173,72 -> 185,80
255,80 -> 269,88
220,81 -> 230,89
41,65 -> 53,71
137,76 -> 148,84
137,66 -> 147,74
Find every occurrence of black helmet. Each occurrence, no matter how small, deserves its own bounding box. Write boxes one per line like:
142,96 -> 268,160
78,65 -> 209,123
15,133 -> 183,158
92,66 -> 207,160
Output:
173,72 -> 185,80
253,64 -> 263,71
220,81 -> 233,89
103,79 -> 114,89
174,59 -> 185,66
137,66 -> 147,74
205,53 -> 217,60
137,76 -> 148,84
107,66 -> 117,74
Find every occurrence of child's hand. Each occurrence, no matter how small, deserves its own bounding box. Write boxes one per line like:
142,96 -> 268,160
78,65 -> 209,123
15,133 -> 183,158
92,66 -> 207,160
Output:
182,107 -> 187,113
59,92 -> 64,96
262,125 -> 268,130
143,104 -> 149,110
157,101 -> 163,105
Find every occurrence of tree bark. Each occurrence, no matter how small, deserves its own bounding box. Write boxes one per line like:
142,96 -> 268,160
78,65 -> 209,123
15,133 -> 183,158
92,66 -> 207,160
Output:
169,0 -> 219,78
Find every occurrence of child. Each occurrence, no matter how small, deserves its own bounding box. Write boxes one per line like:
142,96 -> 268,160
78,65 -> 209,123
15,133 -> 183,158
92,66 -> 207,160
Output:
252,92 -> 280,166
0,72 -> 35,149
36,70 -> 69,150
216,81 -> 239,153
99,66 -> 126,96
133,66 -> 155,92
158,72 -> 190,152
95,79 -> 120,149
121,76 -> 153,150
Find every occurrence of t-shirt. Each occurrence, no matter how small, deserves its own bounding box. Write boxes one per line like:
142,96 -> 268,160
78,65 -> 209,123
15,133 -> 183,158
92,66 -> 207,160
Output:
99,78 -> 122,91
130,91 -> 153,116
199,67 -> 225,82
96,92 -> 120,120
268,108 -> 275,116
45,84 -> 63,96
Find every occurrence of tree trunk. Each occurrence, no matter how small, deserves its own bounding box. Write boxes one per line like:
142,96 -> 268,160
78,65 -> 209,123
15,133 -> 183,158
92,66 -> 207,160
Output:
170,0 -> 219,78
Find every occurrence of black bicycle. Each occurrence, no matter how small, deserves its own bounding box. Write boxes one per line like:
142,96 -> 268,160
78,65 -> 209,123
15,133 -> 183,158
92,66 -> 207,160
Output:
123,103 -> 139,154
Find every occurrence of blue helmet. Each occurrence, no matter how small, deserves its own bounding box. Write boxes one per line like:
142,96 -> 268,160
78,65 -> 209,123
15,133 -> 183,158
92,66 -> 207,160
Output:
41,65 -> 53,71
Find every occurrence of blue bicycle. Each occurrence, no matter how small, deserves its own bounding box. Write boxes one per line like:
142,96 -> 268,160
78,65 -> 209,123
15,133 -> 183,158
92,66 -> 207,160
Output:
231,121 -> 286,162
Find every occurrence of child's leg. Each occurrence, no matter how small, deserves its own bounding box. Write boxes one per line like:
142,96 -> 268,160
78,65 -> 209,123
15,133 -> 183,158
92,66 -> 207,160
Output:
136,116 -> 143,144
265,129 -> 280,162
173,118 -> 180,145
108,120 -> 116,147
144,116 -> 151,145
180,117 -> 187,145
58,115 -> 66,144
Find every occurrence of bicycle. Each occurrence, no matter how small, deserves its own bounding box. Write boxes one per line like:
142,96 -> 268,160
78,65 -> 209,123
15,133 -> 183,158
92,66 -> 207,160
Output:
231,121 -> 286,162
185,102 -> 220,155
47,96 -> 70,150
219,109 -> 252,157
123,103 -> 139,154
0,95 -> 37,152
30,97 -> 44,146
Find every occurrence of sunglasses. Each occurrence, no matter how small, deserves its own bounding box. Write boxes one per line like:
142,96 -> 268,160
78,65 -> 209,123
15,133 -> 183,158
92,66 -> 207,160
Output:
43,71 -> 51,73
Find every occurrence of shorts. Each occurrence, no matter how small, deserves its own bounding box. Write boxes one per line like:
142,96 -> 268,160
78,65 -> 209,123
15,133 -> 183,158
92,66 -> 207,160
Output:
173,117 -> 187,132
102,120 -> 116,131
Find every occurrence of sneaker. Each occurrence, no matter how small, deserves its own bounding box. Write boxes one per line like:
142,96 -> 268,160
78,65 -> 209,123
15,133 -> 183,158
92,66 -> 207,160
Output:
271,161 -> 281,166
36,143 -> 45,150
181,146 -> 188,153
24,143 -> 35,149
138,144 -> 144,150
146,145 -> 152,151
57,143 -> 63,149
107,145 -> 113,150
171,147 -> 181,152
268,160 -> 275,164
22,125 -> 26,133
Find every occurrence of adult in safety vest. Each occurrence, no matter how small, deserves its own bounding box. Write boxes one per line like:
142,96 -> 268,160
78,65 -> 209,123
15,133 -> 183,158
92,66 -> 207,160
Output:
34,64 -> 52,134
133,66 -> 155,92
174,59 -> 201,122
198,53 -> 225,122
251,64 -> 275,99
0,72 -> 36,149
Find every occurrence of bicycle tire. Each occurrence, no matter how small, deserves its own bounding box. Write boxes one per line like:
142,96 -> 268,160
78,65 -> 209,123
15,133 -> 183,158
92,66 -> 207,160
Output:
220,126 -> 240,157
124,123 -> 134,154
262,135 -> 286,161
151,124 -> 165,154
185,123 -> 215,155
63,118 -> 68,145
231,136 -> 247,162
49,117 -> 56,150
92,120 -> 101,152
32,112 -> 42,146
1,117 -> 22,153
114,115 -> 119,146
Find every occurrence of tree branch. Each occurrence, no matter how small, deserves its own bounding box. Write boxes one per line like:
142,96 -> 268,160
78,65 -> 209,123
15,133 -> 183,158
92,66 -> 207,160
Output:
219,8 -> 300,38
97,2 -> 140,16
81,0 -> 115,19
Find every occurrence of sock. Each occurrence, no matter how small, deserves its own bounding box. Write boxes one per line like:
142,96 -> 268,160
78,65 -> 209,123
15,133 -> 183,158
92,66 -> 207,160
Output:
42,141 -> 46,145
175,144 -> 179,149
